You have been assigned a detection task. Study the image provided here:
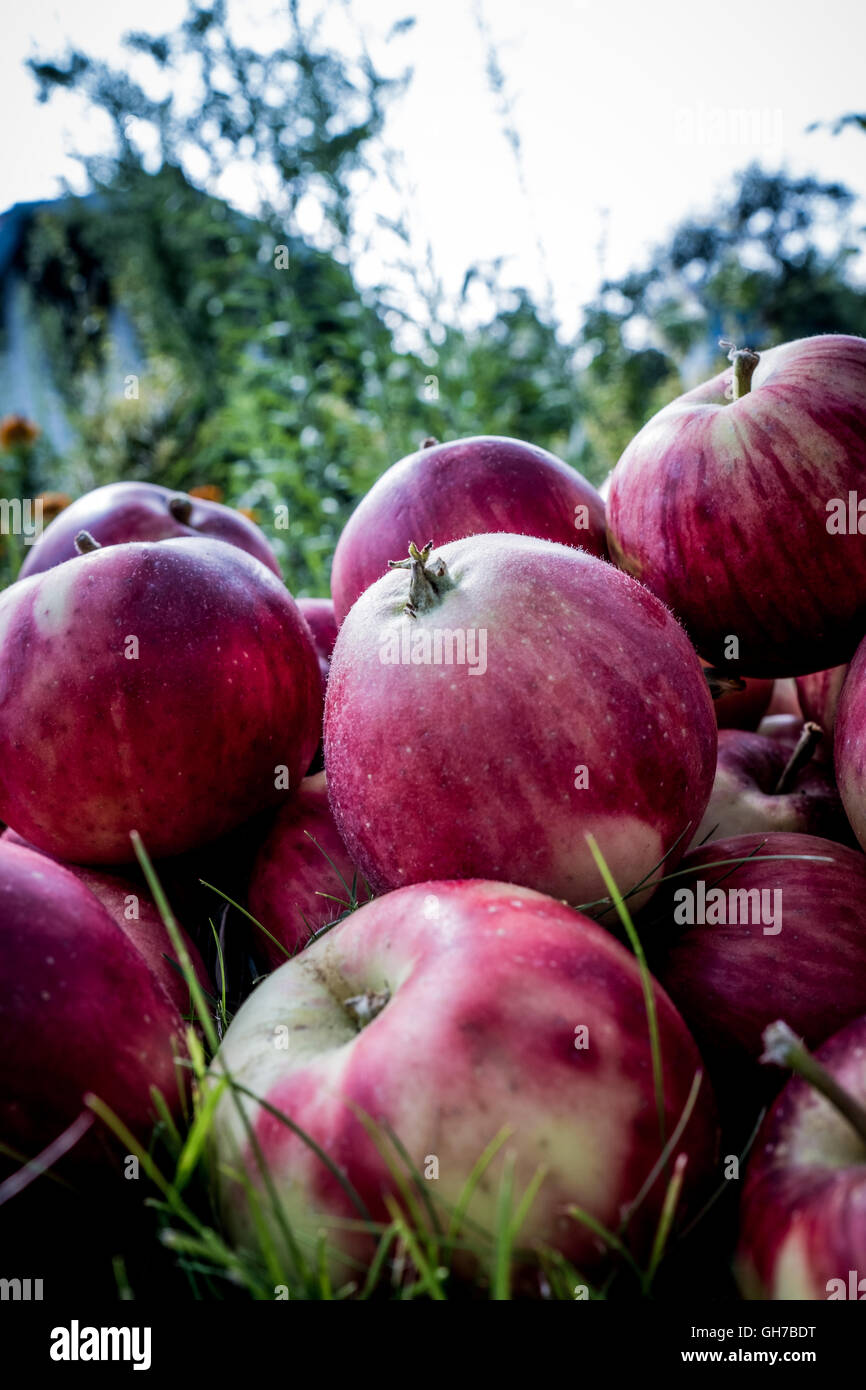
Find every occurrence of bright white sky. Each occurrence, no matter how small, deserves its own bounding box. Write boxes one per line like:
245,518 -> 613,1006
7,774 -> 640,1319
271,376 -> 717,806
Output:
3,0 -> 866,335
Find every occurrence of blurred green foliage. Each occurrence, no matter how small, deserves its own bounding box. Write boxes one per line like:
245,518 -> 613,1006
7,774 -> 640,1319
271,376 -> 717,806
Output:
9,1 -> 866,594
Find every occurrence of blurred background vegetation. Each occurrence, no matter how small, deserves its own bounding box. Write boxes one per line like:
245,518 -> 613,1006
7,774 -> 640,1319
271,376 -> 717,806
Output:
2,0 -> 865,593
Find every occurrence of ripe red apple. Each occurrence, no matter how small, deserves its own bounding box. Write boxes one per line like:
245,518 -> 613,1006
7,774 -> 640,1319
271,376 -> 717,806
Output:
330,436 -> 607,624
692,725 -> 853,848
325,533 -> 716,908
296,598 -> 337,686
798,664 -> 848,754
0,537 -> 321,863
296,598 -> 337,773
0,827 -> 211,1015
0,840 -> 187,1165
248,772 -> 368,968
737,1018 -> 866,1300
209,879 -> 719,1279
607,334 -> 866,677
647,832 -> 866,1110
834,638 -> 866,854
19,480 -> 281,580
702,660 -> 774,730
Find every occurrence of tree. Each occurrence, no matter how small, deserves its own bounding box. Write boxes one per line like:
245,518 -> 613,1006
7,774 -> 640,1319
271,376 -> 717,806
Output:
575,164 -> 866,472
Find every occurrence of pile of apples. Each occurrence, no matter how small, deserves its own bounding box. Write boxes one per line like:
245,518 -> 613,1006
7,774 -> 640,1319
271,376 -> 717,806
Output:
2,333 -> 866,1300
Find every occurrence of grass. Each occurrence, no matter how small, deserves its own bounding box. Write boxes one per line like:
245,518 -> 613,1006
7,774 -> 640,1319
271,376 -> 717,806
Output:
2,830 -> 815,1301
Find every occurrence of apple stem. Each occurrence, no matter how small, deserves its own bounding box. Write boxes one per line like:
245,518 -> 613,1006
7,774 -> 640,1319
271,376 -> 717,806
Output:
761,1021 -> 866,1147
723,342 -> 761,400
168,495 -> 194,525
772,721 -> 823,795
703,667 -> 746,700
343,989 -> 390,1029
388,540 -> 455,618
74,530 -> 102,554
421,437 -> 439,449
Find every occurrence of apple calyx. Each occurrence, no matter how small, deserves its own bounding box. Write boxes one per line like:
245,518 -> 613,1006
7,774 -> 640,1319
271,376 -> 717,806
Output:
704,667 -> 747,700
722,340 -> 761,400
421,436 -> 439,449
388,540 -> 455,618
168,495 -> 194,525
761,1021 -> 866,1148
772,720 -> 824,795
343,988 -> 390,1030
74,530 -> 102,555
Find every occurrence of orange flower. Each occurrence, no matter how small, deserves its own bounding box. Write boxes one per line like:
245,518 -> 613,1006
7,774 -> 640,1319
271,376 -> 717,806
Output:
0,415 -> 40,451
37,491 -> 72,521
236,507 -> 261,523
188,484 -> 224,503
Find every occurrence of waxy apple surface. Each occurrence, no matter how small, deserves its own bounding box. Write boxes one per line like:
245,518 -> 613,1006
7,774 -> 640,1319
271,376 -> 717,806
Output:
248,772 -> 368,967
325,533 -> 717,907
737,1015 -> 866,1299
648,832 -> 866,1101
209,880 -> 719,1277
330,435 -> 607,623
0,840 -> 186,1163
607,335 -> 866,677
19,480 -> 281,579
0,538 -> 321,863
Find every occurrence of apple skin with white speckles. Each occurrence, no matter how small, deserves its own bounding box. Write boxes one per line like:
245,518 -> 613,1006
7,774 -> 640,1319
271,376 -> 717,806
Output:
209,879 -> 719,1279
18,480 -> 282,579
736,1014 -> 866,1300
0,538 -> 321,864
607,335 -> 866,677
324,532 -> 716,909
330,435 -> 607,625
0,839 -> 187,1165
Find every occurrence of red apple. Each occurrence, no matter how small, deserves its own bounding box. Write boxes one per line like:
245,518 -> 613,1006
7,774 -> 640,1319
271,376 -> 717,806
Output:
737,1018 -> 866,1300
834,638 -> 866,853
248,772 -> 368,968
702,660 -> 774,730
19,480 -> 281,580
0,537 -> 321,863
607,335 -> 866,676
0,827 -> 211,1015
798,664 -> 848,753
296,598 -> 337,774
692,725 -> 853,848
324,533 -> 716,908
209,879 -> 718,1280
330,436 -> 607,624
0,840 -> 187,1165
296,598 -> 337,686
647,832 -> 866,1109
